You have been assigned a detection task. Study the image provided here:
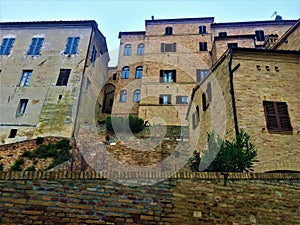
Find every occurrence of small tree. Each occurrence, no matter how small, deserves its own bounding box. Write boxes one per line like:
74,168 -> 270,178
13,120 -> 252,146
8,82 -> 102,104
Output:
189,130 -> 258,185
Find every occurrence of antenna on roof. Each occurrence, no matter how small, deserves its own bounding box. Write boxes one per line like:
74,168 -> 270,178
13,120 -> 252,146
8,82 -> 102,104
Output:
151,16 -> 154,20
271,11 -> 277,18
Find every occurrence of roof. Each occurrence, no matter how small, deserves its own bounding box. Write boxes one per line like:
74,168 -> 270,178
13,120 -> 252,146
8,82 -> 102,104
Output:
0,20 -> 100,29
211,20 -> 298,28
118,31 -> 146,38
145,17 -> 215,26
272,19 -> 300,49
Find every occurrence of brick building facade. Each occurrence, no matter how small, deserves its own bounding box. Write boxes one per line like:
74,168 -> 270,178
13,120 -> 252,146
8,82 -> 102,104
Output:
107,17 -> 297,128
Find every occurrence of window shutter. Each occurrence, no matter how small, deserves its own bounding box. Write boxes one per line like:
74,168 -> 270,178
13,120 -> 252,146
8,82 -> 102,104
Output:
277,102 -> 291,130
159,95 -> 163,104
161,43 -> 165,52
173,43 -> 176,52
167,95 -> 171,104
160,70 -> 164,82
172,70 -> 176,82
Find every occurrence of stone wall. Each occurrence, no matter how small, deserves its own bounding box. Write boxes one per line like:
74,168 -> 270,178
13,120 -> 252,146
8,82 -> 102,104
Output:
0,171 -> 299,225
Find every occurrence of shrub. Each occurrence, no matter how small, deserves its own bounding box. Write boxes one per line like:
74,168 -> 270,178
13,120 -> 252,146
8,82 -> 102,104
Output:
25,166 -> 36,171
22,150 -> 36,159
0,163 -> 3,171
36,137 -> 44,145
10,158 -> 24,171
105,115 -> 144,133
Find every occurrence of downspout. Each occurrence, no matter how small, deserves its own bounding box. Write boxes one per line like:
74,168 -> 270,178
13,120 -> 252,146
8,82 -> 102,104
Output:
228,49 -> 240,138
73,27 -> 94,138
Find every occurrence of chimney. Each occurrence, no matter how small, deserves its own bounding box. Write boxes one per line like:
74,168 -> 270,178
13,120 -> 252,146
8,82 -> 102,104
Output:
151,16 -> 154,20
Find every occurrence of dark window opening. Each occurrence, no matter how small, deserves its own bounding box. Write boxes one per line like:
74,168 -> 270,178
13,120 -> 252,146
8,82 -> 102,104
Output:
165,27 -> 173,35
161,43 -> 176,52
218,32 -> 227,37
160,70 -> 176,83
199,26 -> 207,34
56,69 -> 71,86
196,69 -> 209,82
8,129 -> 17,138
16,99 -> 28,115
263,101 -> 292,132
275,66 -> 279,72
266,66 -> 270,71
176,96 -> 188,104
255,30 -> 265,41
196,105 -> 200,123
227,43 -> 238,48
58,95 -> 63,100
256,65 -> 261,70
90,45 -> 97,65
199,42 -> 207,51
112,73 -> 117,80
202,93 -> 208,111
159,94 -> 171,104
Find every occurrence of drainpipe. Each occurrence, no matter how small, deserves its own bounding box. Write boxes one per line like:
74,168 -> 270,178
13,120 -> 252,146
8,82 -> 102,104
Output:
73,27 -> 94,138
228,49 -> 240,138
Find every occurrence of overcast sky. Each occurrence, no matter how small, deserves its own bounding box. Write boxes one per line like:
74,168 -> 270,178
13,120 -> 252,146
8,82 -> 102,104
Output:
1,0 -> 299,65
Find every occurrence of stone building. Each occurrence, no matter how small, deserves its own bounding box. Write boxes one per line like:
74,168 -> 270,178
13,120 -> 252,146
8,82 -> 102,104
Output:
0,20 -> 109,144
106,17 -> 297,128
186,19 -> 300,172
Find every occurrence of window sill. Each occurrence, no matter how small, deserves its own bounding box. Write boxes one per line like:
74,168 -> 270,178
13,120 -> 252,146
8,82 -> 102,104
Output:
266,129 -> 293,135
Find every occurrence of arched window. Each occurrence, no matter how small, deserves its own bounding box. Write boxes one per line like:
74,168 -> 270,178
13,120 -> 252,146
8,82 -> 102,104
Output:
124,44 -> 131,56
119,90 -> 127,102
196,105 -> 200,124
133,89 -> 141,103
202,93 -> 208,111
137,43 -> 144,55
135,66 -> 143,79
165,27 -> 173,35
122,67 -> 130,79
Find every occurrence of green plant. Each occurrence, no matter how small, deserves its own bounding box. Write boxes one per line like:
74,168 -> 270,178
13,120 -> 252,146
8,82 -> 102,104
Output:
25,166 -> 36,171
105,115 -> 144,133
10,158 -> 25,171
0,163 -> 3,171
22,150 -> 36,159
33,160 -> 38,165
189,130 -> 258,185
36,137 -> 44,145
129,115 -> 144,133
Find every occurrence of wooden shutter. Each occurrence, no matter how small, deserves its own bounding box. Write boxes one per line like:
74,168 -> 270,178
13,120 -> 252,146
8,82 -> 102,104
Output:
172,70 -> 176,82
161,43 -> 165,52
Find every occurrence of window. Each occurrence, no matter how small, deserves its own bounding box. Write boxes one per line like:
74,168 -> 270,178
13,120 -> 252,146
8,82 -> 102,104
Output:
176,96 -> 188,104
64,37 -> 80,55
28,37 -> 44,55
112,73 -> 117,80
159,94 -> 171,104
160,70 -> 176,83
199,26 -> 207,34
119,90 -> 127,102
0,38 -> 15,55
227,43 -> 238,49
122,67 -> 130,79
124,44 -> 131,56
263,101 -> 292,132
16,99 -> 28,115
137,44 -> 144,55
192,113 -> 196,129
199,42 -> 207,51
8,129 -> 17,138
161,43 -> 176,52
85,79 -> 91,95
133,89 -> 141,103
196,69 -> 209,82
90,45 -> 97,65
56,69 -> 71,86
196,105 -> 200,124
218,32 -> 227,37
135,66 -> 143,79
207,82 -> 212,103
202,93 -> 208,111
255,30 -> 265,41
165,27 -> 173,35
19,70 -> 33,87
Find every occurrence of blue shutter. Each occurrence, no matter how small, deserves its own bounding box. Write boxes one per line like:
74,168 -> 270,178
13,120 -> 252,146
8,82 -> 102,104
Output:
0,38 -> 15,55
28,38 -> 43,55
64,37 -> 79,54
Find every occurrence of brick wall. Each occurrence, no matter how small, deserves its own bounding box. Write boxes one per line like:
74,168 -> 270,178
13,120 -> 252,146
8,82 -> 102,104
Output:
0,171 -> 299,225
